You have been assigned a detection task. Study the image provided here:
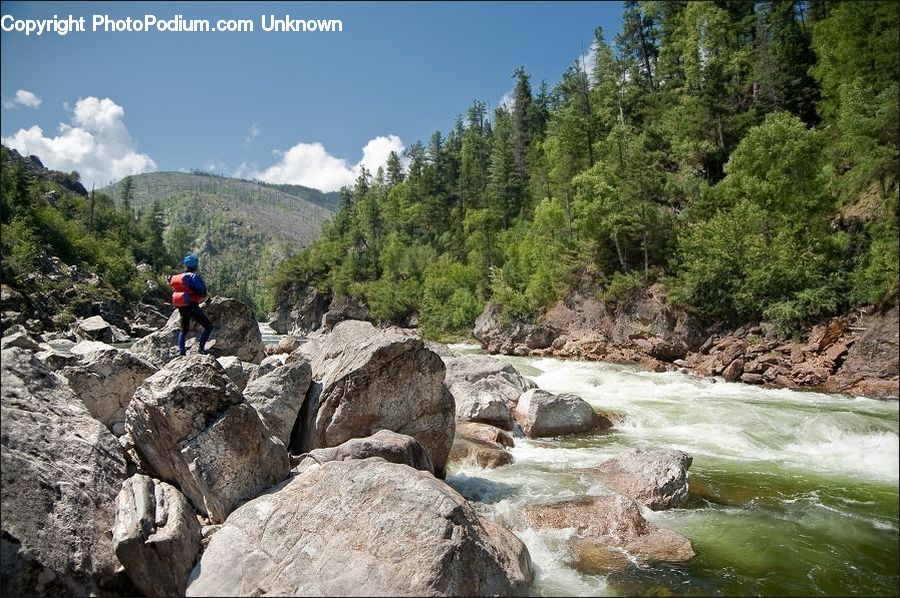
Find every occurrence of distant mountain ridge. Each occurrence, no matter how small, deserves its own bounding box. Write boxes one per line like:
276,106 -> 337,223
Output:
99,171 -> 336,317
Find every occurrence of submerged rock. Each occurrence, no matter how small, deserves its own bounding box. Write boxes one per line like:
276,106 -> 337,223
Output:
125,354 -> 289,523
187,459 -> 533,596
1,347 -> 127,595
113,474 -> 201,597
522,494 -> 694,571
590,448 -> 692,510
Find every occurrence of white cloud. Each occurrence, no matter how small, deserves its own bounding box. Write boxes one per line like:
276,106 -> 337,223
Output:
1,96 -> 155,188
244,123 -> 260,145
498,89 -> 515,111
2,89 -> 42,109
252,134 -> 404,192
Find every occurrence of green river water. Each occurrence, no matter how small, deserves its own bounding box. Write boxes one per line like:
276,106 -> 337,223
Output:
444,349 -> 900,597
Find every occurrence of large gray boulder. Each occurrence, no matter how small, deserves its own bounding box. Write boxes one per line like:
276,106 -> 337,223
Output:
1,347 -> 128,595
293,430 -> 434,475
125,354 -> 290,523
74,314 -> 129,344
187,459 -> 533,596
61,341 -> 157,435
514,389 -> 611,438
113,474 -> 201,597
522,494 -> 694,571
590,448 -> 692,510
298,320 -> 455,476
130,297 -> 264,367
443,354 -> 536,428
243,360 -> 312,446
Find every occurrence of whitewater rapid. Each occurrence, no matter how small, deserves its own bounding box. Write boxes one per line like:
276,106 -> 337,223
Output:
445,347 -> 900,597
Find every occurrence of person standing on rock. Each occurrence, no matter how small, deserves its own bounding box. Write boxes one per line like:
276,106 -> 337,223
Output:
170,254 -> 213,356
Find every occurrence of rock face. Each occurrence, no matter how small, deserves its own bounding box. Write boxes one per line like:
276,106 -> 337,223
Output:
61,341 -> 157,435
130,297 -> 264,367
522,494 -> 694,570
113,474 -> 201,597
298,320 -> 455,476
1,347 -> 127,595
591,448 -> 692,510
443,354 -> 537,428
294,430 -> 435,475
474,302 -> 558,354
125,354 -> 290,523
243,360 -> 312,446
187,459 -> 533,597
514,389 -> 611,438
322,295 -> 371,330
268,281 -> 330,335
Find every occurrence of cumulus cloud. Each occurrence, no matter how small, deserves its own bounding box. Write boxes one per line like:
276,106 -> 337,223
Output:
2,89 -> 42,109
252,134 -> 404,192
1,96 -> 156,188
498,89 -> 515,111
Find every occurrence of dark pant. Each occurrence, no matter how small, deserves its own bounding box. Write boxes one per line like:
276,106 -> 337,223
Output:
177,304 -> 213,354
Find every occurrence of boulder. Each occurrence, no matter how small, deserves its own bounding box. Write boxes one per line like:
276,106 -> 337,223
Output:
449,435 -> 514,469
296,320 -> 455,476
523,494 -> 694,571
216,355 -> 250,391
722,358 -> 745,382
293,430 -> 434,475
1,330 -> 42,351
61,341 -> 157,435
1,348 -> 127,595
129,297 -> 264,368
514,389 -> 611,438
443,354 -> 537,428
590,448 -> 692,510
125,354 -> 290,523
74,315 -> 129,344
113,474 -> 201,597
186,459 -> 533,597
456,421 -> 515,448
277,335 -> 303,354
243,360 -> 312,446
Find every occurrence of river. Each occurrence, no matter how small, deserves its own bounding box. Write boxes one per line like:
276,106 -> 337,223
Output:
444,346 -> 900,597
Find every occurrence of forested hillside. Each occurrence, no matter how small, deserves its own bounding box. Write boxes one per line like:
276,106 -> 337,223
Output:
102,172 -> 336,317
272,0 -> 899,338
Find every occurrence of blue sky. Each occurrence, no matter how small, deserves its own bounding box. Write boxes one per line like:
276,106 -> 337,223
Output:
1,1 -> 622,190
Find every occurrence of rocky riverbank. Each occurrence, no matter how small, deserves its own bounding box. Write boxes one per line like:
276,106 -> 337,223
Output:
473,283 -> 899,401
2,297 -> 701,596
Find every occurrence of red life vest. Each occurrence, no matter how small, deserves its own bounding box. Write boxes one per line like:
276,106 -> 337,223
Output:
170,273 -> 195,307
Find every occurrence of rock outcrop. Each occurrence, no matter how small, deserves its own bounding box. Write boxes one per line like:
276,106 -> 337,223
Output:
243,360 -> 312,446
125,354 -> 290,523
187,459 -> 533,597
297,320 -> 455,476
113,474 -> 201,597
268,281 -> 330,334
590,448 -> 692,510
514,389 -> 612,438
475,302 -> 558,355
1,347 -> 127,595
293,430 -> 435,475
522,494 -> 694,571
61,340 -> 157,435
130,297 -> 264,367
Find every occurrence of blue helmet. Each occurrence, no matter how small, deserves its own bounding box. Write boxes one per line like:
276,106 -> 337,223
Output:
183,254 -> 199,269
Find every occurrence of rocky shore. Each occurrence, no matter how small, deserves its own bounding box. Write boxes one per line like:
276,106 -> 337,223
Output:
473,283 -> 899,401
2,297 -> 698,596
